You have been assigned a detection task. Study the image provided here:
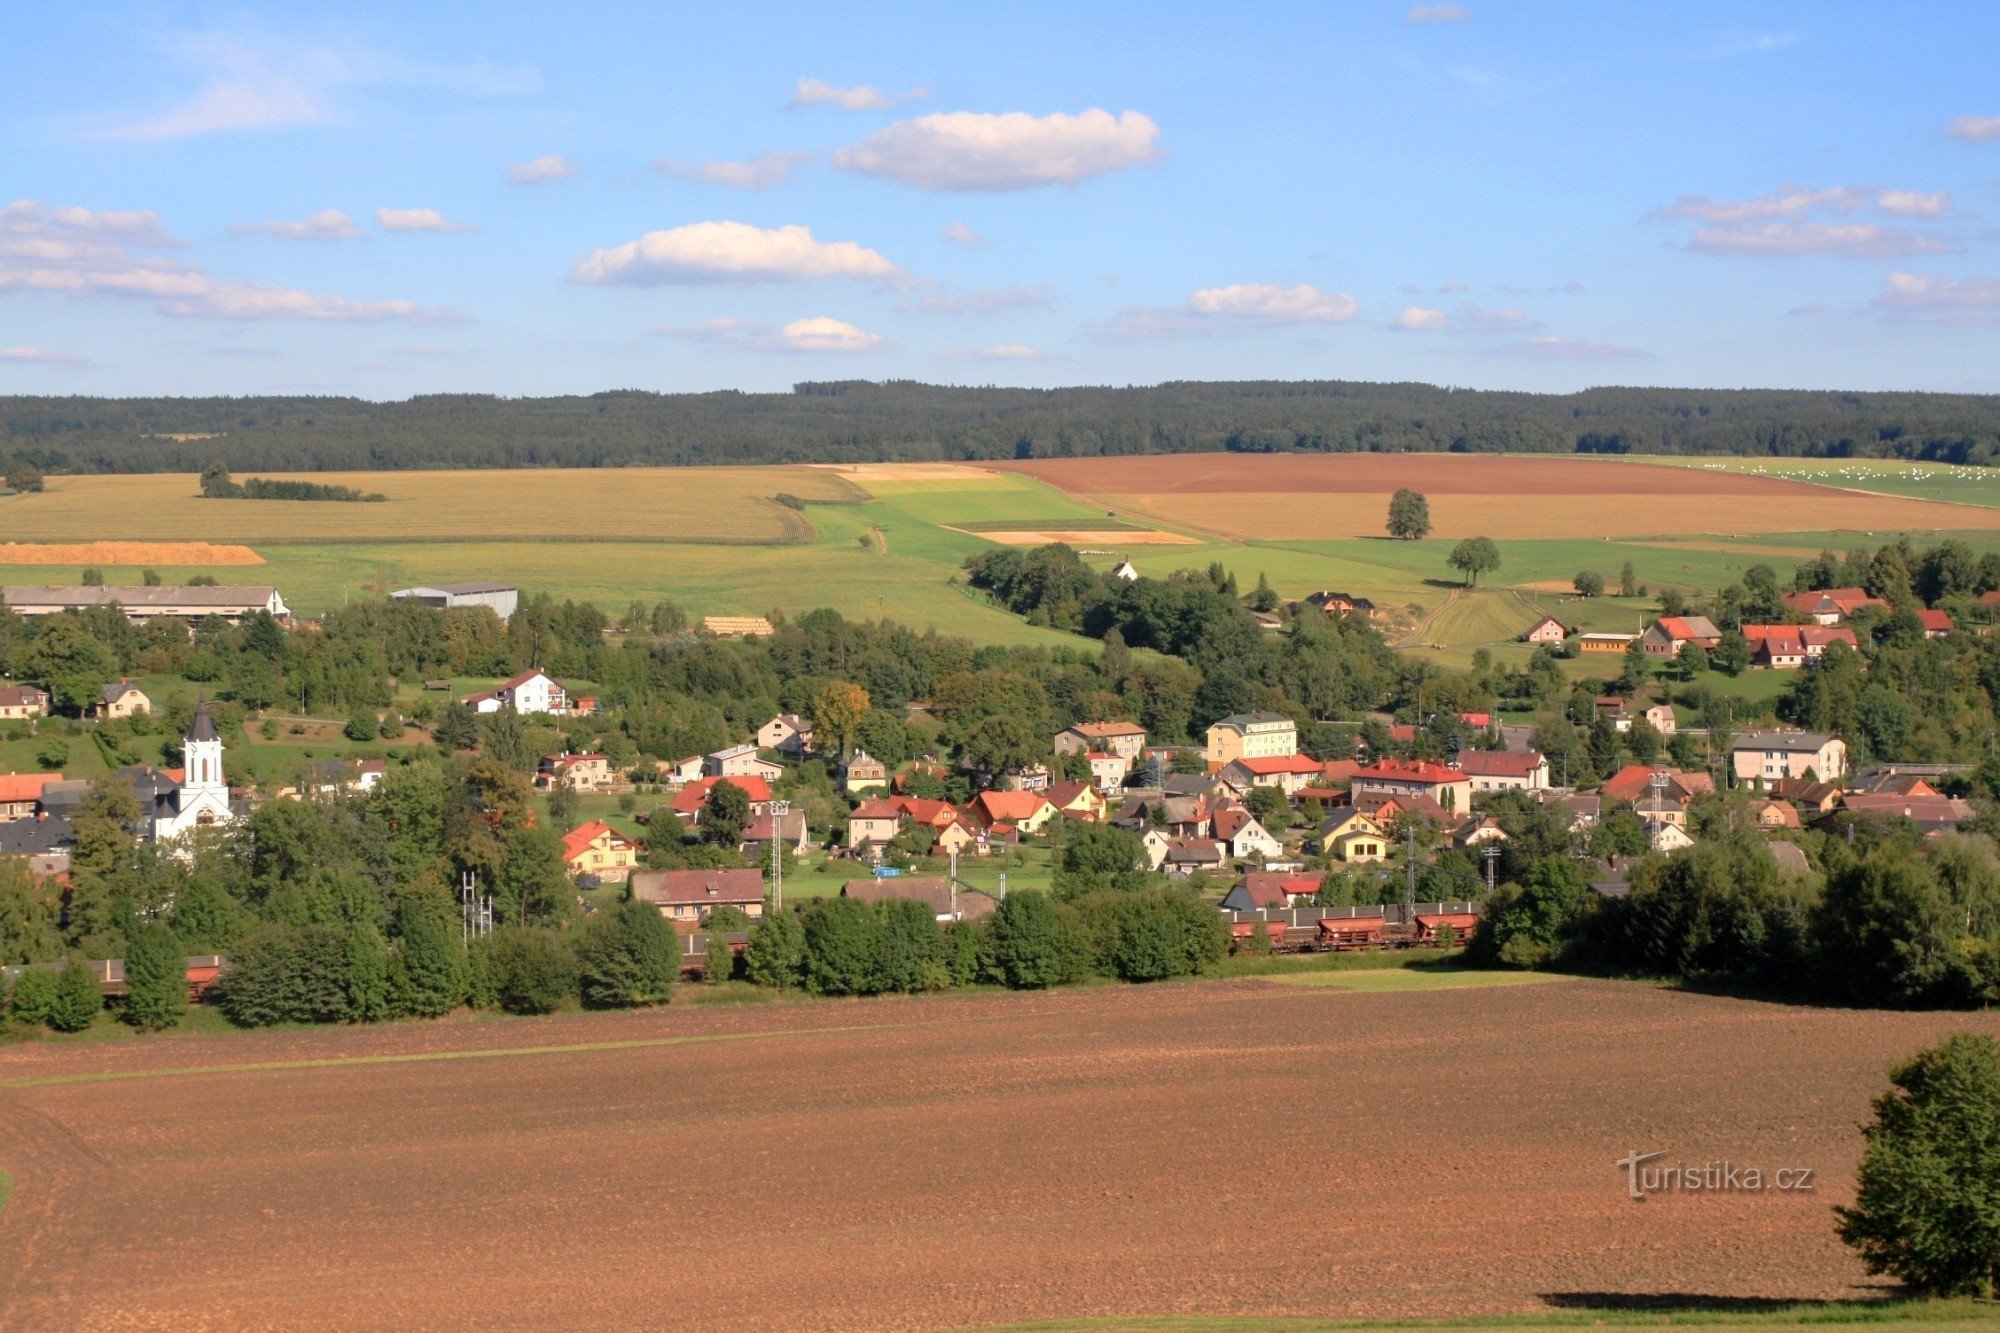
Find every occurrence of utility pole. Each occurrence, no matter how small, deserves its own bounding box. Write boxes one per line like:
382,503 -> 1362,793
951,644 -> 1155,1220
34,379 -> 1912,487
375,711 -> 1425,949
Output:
1403,822 -> 1417,919
1482,842 -> 1501,895
769,798 -> 789,914
948,846 -> 959,921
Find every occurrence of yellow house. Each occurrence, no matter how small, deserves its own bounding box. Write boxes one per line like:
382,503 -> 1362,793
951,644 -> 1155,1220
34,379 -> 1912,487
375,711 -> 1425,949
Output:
562,820 -> 642,883
1045,780 -> 1106,823
97,680 -> 151,720
1204,711 -> 1297,770
1315,808 -> 1387,861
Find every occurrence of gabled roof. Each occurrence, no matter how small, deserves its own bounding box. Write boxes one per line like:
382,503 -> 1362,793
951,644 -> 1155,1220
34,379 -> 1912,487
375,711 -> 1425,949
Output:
969,790 -> 1056,824
850,797 -> 903,821
561,820 -> 633,863
1916,608 -> 1954,633
1783,587 -> 1885,616
101,679 -> 146,704
1230,754 -> 1325,776
1601,765 -> 1703,803
888,795 -> 958,826
1066,720 -> 1145,739
669,775 -> 772,815
1212,807 -> 1269,842
1044,779 -> 1100,809
0,772 -> 60,804
1452,749 -> 1544,778
0,684 -> 47,706
1651,615 -> 1721,642
1353,758 -> 1466,785
629,867 -> 765,906
1742,624 -> 1858,655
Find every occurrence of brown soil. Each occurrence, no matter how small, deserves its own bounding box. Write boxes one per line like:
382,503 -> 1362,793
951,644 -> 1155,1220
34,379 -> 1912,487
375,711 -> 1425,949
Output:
1,978 -> 1989,1329
0,541 -> 263,565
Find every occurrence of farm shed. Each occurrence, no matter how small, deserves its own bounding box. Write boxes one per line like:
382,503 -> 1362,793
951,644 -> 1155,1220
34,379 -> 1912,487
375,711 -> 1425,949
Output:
392,581 -> 520,622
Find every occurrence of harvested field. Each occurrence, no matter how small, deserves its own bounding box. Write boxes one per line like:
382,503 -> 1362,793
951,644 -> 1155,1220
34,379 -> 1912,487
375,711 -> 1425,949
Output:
993,454 -> 2000,540
946,525 -> 1198,546
0,540 -> 262,565
816,462 -> 1002,482
0,467 -> 868,545
2,977 -> 1993,1328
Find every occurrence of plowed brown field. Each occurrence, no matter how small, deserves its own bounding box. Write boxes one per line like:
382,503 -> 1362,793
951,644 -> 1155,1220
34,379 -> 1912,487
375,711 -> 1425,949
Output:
992,454 -> 2000,539
2,977 -> 1993,1329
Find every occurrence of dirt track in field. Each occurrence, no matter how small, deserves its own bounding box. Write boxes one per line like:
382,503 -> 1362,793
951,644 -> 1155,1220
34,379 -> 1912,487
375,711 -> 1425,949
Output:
2,978 -> 1993,1330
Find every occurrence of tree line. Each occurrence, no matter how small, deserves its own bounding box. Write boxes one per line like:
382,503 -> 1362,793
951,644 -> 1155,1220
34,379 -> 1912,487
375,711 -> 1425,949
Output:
12,379 -> 2000,473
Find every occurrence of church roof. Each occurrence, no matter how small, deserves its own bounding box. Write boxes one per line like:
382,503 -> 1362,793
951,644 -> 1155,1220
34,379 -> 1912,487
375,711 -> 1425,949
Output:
189,703 -> 218,743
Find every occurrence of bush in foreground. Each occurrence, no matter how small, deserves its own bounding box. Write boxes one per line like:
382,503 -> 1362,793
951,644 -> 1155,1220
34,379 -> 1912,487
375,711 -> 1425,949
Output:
1838,1033 -> 2000,1297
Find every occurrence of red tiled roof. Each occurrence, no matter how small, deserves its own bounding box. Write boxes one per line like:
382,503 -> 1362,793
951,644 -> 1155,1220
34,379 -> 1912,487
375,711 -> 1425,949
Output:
1069,721 -> 1145,738
630,867 -> 765,906
1232,754 -> 1325,776
1452,750 -> 1544,778
1045,779 -> 1099,808
888,795 -> 958,826
1354,758 -> 1466,784
851,797 -> 903,821
561,820 -> 630,863
0,772 -> 59,803
1916,608 -> 1954,632
669,774 -> 772,815
970,790 -> 1055,825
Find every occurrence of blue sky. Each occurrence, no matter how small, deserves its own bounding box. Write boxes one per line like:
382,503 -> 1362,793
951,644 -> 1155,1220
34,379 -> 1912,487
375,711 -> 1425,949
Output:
7,1 -> 2000,399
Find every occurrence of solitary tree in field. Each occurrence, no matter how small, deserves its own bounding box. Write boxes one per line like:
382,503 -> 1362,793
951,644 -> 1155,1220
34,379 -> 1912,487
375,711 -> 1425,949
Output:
1387,489 -> 1432,540
1573,570 -> 1605,597
1619,560 -> 1638,598
1838,1033 -> 2000,1297
1447,537 -> 1501,587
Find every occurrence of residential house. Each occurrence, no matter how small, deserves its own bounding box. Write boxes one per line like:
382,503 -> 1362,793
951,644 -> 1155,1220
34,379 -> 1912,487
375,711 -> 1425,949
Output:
669,775 -> 773,824
1452,815 -> 1509,849
97,680 -> 150,720
1634,794 -> 1688,829
1162,838 -> 1227,876
1916,609 -> 1954,639
1643,704 -> 1678,735
1045,780 -> 1107,823
537,752 -> 615,793
561,820 -> 642,883
846,798 -> 905,852
1732,731 -> 1849,787
741,809 -> 812,859
1522,615 -> 1567,645
1110,560 -> 1140,582
1138,827 -> 1173,871
1782,587 -> 1887,625
1577,631 -> 1640,654
1303,590 -> 1376,618
1600,765 -> 1714,805
1741,624 -> 1858,668
967,790 -> 1059,835
841,750 -> 888,794
0,685 -> 49,720
1451,749 -> 1549,793
1204,711 -> 1298,770
1318,809 -> 1388,863
0,772 -> 60,821
461,668 -> 568,716
841,877 -> 998,923
1219,753 -> 1326,798
1219,871 -> 1325,913
1538,791 -> 1602,831
1772,777 -> 1843,813
1082,750 -> 1133,792
705,744 -> 785,783
1837,792 -> 1977,834
1212,807 -> 1282,862
654,755 -> 705,788
1000,763 -> 1051,793
1750,799 -> 1801,830
1053,721 -> 1147,761
1640,616 -> 1723,658
1647,819 -> 1695,853
756,714 -> 814,757
629,868 -> 766,926
303,757 -> 389,797
1350,759 -> 1473,814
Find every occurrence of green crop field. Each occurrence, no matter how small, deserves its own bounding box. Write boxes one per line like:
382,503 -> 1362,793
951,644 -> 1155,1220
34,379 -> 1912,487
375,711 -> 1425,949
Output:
1634,454 -> 2000,509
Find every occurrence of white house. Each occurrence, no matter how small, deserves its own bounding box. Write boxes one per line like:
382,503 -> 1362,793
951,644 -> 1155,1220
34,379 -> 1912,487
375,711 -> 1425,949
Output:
462,668 -> 568,716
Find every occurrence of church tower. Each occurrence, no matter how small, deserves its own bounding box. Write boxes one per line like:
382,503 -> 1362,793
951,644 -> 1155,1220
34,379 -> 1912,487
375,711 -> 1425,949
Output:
184,701 -> 227,798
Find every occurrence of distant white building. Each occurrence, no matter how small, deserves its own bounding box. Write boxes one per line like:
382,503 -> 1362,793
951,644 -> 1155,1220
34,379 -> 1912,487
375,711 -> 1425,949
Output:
3,585 -> 289,626
1111,561 -> 1139,581
152,704 -> 237,842
392,582 -> 519,622
461,669 -> 568,716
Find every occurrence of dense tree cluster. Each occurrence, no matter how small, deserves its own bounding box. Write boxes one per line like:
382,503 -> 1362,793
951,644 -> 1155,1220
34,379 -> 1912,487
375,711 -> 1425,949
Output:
198,462 -> 384,502
14,380 -> 2000,474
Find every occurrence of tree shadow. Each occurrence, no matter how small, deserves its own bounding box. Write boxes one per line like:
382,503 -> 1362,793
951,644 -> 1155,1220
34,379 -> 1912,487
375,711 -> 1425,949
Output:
1540,1291 -> 1903,1313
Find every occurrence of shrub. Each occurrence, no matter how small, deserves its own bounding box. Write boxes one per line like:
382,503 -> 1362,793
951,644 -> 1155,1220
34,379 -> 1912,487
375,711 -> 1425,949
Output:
342,923 -> 395,1023
744,909 -> 806,990
575,899 -> 679,1008
122,921 -> 186,1031
1838,1033 -> 2000,1297
344,711 -> 378,742
874,897 -> 948,993
486,927 -> 575,1015
50,958 -> 102,1032
393,886 -> 468,1017
217,925 -> 349,1027
35,739 -> 68,770
6,967 -> 60,1027
800,896 -> 884,995
987,891 -> 1078,989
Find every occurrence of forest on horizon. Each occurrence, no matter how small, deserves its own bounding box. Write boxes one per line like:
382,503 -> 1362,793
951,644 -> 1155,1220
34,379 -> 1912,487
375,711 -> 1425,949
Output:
6,378 -> 2000,474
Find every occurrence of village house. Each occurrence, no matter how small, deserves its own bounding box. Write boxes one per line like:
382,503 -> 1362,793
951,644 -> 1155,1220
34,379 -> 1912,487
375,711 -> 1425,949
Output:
1521,615 -> 1567,645
1600,765 -> 1714,805
967,790 -> 1059,835
1838,791 -> 1977,834
653,755 -> 705,788
461,668 -> 568,716
1219,871 -> 1325,913
846,798 -> 904,853
1318,808 -> 1388,862
1110,560 -> 1140,582
561,820 -> 642,883
705,743 -> 785,783
1538,790 -> 1602,830
0,684 -> 49,720
629,867 -> 766,926
755,714 -> 814,757
842,877 -> 999,923
1647,819 -> 1695,853
1576,631 -> 1639,655
1732,730 -> 1849,787
1772,777 -> 1843,813
1741,624 -> 1858,668
1082,750 -> 1133,791
1350,758 -> 1473,813
1640,615 -> 1723,658
1163,838 -> 1228,876
740,809 -> 812,860
1053,720 -> 1148,761
0,772 -> 60,822
1219,753 -> 1326,798
1917,609 -> 1954,639
1204,711 -> 1298,770
1303,590 -> 1376,618
1451,749 -> 1549,793
97,680 -> 151,720
1212,807 -> 1283,862
1453,815 -> 1509,849
1643,703 -> 1677,734
1782,587 -> 1887,625
1138,826 -> 1173,871
1044,779 -> 1107,823
670,775 -> 773,824
537,752 -> 615,793
303,757 -> 388,797
1750,799 -> 1802,830
841,749 -> 889,793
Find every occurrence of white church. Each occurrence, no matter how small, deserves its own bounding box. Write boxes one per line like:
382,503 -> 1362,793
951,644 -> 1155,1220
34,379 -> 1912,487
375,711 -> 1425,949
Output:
151,703 -> 237,841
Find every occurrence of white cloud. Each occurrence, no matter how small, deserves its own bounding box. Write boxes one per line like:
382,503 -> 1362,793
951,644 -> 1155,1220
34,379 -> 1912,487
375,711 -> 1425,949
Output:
1689,222 -> 1949,258
915,284 -> 1055,315
0,346 -> 88,366
940,220 -> 983,247
655,152 -> 814,191
1405,3 -> 1468,22
1102,282 -> 1359,339
507,154 -> 579,185
1873,271 -> 2000,323
376,207 -> 476,233
1188,283 -> 1359,324
230,209 -> 360,241
1947,115 -> 2000,143
787,78 -> 928,112
1876,189 -> 1951,217
780,316 -> 885,352
101,31 -> 538,142
1394,306 -> 1448,330
834,108 -> 1162,191
1663,183 -> 1950,223
938,343 -> 1048,361
570,220 -> 899,286
0,199 -> 437,323
1461,303 -> 1535,330
1485,335 -> 1642,360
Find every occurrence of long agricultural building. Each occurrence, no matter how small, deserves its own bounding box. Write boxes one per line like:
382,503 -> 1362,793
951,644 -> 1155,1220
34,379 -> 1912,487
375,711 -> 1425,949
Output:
1,585 -> 291,625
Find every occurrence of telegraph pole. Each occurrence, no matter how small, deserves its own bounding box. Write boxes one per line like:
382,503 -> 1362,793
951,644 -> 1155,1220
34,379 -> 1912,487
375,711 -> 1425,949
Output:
1482,842 -> 1501,896
769,799 -> 789,913
1403,822 -> 1417,919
